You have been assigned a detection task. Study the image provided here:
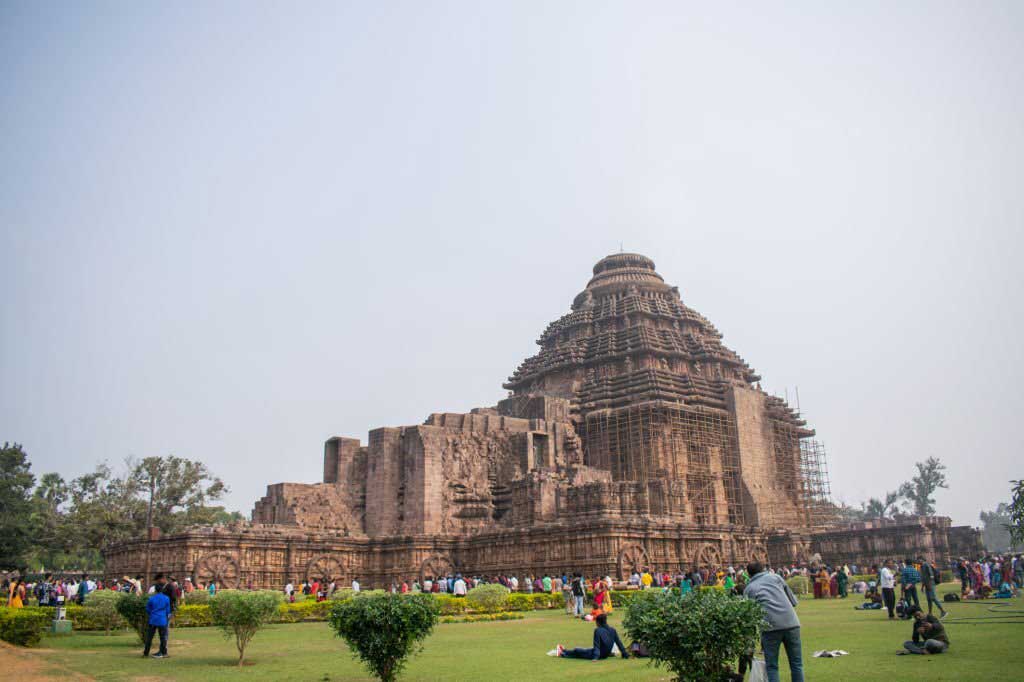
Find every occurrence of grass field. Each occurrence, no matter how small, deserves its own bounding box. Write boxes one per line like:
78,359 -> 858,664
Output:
3,583 -> 1021,681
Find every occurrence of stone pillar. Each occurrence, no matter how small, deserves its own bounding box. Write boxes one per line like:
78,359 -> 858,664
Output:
364,428 -> 402,537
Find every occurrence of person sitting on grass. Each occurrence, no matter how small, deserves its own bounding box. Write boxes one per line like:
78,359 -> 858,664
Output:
901,606 -> 949,655
553,613 -> 630,661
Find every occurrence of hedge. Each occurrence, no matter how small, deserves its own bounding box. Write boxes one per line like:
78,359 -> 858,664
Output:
439,612 -> 525,624
0,607 -> 52,647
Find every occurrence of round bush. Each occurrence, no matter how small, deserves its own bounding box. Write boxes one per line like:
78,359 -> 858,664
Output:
786,575 -> 810,596
114,593 -> 149,644
623,589 -> 765,682
328,593 -> 439,682
466,584 -> 509,614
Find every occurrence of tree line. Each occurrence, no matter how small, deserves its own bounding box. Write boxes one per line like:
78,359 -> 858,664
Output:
0,442 -> 241,572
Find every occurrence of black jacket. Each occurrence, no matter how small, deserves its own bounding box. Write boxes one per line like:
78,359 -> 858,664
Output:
912,615 -> 949,645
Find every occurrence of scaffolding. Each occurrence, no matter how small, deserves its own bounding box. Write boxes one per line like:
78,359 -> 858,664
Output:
799,439 -> 834,528
580,402 -> 745,525
579,400 -> 833,530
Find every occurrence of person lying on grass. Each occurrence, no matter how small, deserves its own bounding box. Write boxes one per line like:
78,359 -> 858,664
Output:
552,613 -> 630,661
900,606 -> 950,655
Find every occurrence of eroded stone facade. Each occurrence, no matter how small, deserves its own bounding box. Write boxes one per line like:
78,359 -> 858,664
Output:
103,253 -> 981,587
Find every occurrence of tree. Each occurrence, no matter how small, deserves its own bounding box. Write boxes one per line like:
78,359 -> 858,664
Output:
209,590 -> 283,666
0,443 -> 36,569
980,503 -> 1015,552
1008,480 -> 1024,548
129,456 -> 227,536
862,490 -> 904,519
623,589 -> 765,682
899,457 -> 948,516
328,593 -> 440,682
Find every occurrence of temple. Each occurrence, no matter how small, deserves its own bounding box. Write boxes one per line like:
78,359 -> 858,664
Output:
103,253 -> 981,588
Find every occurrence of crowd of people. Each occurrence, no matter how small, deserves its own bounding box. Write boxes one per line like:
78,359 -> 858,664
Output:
5,552 -> 1021,675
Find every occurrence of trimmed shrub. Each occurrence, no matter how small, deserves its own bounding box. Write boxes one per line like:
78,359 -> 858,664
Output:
276,599 -> 333,623
465,584 -> 509,614
786,575 -> 810,596
0,607 -> 52,647
433,595 -> 466,615
115,593 -> 149,644
74,591 -> 124,634
506,593 -> 534,612
209,590 -> 283,667
624,590 -> 764,682
174,604 -> 213,627
183,589 -> 211,605
439,611 -> 524,624
529,592 -> 559,609
329,593 -> 439,682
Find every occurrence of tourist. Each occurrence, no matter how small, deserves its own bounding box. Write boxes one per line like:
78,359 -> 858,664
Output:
561,578 -> 573,614
285,580 -> 295,602
400,580 -> 409,594
901,606 -> 949,655
351,577 -> 360,593
207,580 -> 217,596
553,613 -> 630,661
900,558 -> 922,609
880,560 -> 897,619
7,578 -> 25,608
919,557 -> 947,618
509,575 -> 519,592
743,561 -> 804,682
836,568 -> 848,598
143,583 -> 172,659
453,574 -> 467,597
542,574 -> 552,593
571,573 -> 586,616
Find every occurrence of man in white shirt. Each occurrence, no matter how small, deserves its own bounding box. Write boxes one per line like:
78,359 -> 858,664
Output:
510,576 -> 519,591
879,560 -> 897,620
284,582 -> 294,602
351,578 -> 360,593
453,575 -> 467,596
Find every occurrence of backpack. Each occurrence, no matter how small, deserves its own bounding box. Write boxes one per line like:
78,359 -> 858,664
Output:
895,599 -> 909,618
944,592 -> 960,602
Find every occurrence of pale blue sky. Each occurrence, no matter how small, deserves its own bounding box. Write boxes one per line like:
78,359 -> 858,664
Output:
2,1 -> 1022,526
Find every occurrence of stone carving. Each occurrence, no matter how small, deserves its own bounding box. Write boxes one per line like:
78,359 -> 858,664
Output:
306,554 -> 348,582
419,554 -> 454,582
693,543 -> 722,569
617,544 -> 651,579
194,552 -> 240,588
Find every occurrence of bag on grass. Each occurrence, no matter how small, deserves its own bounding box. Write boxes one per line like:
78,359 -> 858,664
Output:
748,659 -> 768,682
944,593 -> 960,602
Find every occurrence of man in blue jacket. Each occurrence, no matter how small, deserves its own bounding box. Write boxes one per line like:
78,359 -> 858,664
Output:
143,584 -> 171,659
743,562 -> 803,682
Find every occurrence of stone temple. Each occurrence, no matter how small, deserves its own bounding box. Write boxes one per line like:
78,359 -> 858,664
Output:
103,253 -> 981,588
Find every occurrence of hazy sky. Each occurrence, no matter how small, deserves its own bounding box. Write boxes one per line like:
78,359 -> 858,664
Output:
2,2 -> 1022,527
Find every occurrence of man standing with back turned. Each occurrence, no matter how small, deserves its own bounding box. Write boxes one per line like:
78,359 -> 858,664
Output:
143,584 -> 171,659
743,562 -> 804,682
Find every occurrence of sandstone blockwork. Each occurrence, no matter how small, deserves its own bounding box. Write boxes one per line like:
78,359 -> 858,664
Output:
103,254 -> 982,586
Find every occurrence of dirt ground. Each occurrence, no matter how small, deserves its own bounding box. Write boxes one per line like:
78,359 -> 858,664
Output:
0,641 -> 92,681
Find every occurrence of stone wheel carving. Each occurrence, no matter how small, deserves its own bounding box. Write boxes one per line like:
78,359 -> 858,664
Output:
693,543 -> 723,570
419,554 -> 454,582
194,552 -> 240,588
617,544 -> 651,580
306,554 -> 347,582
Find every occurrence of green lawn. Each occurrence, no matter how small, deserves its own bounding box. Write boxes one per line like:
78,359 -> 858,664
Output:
5,583 -> 1022,681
